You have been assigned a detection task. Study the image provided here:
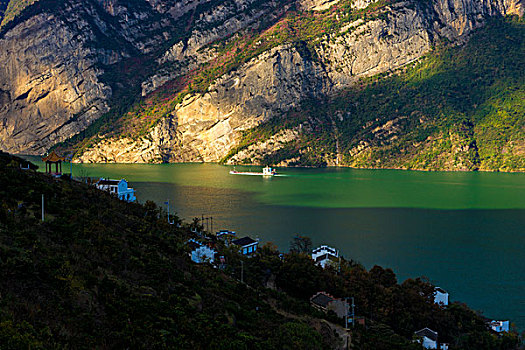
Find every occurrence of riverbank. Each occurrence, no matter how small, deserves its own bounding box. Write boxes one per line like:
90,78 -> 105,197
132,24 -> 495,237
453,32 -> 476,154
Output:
1,152 -> 522,348
18,157 -> 525,331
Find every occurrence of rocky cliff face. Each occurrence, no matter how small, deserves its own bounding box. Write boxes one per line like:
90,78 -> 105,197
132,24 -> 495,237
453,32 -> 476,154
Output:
0,0 -> 522,166
0,0 -> 177,154
76,0 -> 522,164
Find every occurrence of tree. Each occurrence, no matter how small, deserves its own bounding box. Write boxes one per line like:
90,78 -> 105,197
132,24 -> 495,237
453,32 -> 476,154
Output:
289,235 -> 312,254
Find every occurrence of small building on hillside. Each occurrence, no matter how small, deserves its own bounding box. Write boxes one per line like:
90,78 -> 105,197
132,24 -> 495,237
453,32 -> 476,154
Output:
191,245 -> 217,264
434,287 -> 449,306
310,292 -> 347,319
95,178 -> 136,202
312,245 -> 339,268
232,236 -> 259,255
488,320 -> 510,333
186,239 -> 216,264
42,151 -> 65,175
216,230 -> 236,243
414,328 -> 438,349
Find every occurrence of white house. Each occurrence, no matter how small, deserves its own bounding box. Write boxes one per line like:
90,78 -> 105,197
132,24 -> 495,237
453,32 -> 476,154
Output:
312,245 -> 339,268
434,287 -> 449,306
216,230 -> 236,240
488,320 -> 510,333
414,328 -> 438,349
96,178 -> 136,202
191,245 -> 216,264
232,236 -> 259,255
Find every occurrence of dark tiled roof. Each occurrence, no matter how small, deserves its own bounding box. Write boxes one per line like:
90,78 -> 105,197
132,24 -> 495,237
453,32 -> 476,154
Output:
98,179 -> 120,186
414,328 -> 438,341
42,151 -> 65,162
310,292 -> 334,308
435,287 -> 447,294
232,236 -> 257,246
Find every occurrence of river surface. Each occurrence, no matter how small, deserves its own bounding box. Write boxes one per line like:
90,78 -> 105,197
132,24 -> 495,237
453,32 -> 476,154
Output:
26,159 -> 525,329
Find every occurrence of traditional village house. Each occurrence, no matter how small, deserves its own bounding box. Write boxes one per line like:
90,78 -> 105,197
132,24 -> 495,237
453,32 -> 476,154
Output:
232,236 -> 259,255
311,245 -> 339,268
95,178 -> 136,202
488,320 -> 510,333
434,287 -> 449,306
216,230 -> 236,245
414,328 -> 438,349
310,292 -> 347,319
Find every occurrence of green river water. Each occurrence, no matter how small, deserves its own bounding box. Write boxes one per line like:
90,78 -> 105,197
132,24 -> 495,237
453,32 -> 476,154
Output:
25,159 -> 525,329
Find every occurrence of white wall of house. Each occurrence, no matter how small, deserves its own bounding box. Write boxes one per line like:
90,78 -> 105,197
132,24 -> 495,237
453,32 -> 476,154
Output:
434,288 -> 449,306
241,242 -> 258,255
191,246 -> 216,264
422,336 -> 437,349
312,245 -> 338,268
489,320 -> 509,332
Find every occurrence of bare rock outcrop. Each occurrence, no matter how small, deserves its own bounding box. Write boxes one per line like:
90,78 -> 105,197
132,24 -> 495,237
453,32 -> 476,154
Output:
0,0 -> 177,155
84,0 -> 522,163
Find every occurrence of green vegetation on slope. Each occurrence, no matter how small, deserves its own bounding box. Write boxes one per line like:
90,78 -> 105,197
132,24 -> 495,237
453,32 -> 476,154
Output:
0,0 -> 38,27
0,0 -> 9,23
0,151 -> 521,348
227,17 -> 525,171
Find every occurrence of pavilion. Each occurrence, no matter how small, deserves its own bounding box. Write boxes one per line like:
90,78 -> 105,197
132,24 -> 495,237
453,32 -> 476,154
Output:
42,151 -> 65,175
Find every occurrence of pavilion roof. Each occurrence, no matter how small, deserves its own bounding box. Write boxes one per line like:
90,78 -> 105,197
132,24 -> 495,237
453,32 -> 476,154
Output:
42,151 -> 65,162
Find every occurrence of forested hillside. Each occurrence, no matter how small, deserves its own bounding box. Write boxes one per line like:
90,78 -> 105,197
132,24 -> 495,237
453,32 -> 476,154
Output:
0,152 -> 521,348
224,18 -> 525,171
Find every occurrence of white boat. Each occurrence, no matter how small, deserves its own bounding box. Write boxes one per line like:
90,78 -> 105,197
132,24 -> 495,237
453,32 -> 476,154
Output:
229,166 -> 276,176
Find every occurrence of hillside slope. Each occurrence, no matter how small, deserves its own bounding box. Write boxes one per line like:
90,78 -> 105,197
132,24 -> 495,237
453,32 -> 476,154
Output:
0,151 -> 520,348
223,18 -> 525,171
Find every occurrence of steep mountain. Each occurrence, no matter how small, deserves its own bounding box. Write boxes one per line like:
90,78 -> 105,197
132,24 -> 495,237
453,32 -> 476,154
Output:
0,0 -> 523,170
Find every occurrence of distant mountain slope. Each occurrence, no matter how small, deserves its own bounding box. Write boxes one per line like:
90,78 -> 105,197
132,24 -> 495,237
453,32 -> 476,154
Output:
223,18 -> 525,171
0,0 -> 522,171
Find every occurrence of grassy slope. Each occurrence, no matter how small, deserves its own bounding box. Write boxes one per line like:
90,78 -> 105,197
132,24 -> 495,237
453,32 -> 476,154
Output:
0,151 -> 521,349
227,18 -> 525,171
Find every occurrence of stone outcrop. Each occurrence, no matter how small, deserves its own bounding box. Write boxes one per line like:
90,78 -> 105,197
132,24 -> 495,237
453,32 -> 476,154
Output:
0,0 -> 178,155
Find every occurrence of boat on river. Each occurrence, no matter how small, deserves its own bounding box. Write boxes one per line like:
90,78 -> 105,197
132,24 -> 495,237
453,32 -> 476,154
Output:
229,166 -> 276,176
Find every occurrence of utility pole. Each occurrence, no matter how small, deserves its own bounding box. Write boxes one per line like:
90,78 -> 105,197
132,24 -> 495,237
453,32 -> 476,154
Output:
68,154 -> 73,178
345,297 -> 348,329
41,194 -> 44,222
166,200 -> 170,224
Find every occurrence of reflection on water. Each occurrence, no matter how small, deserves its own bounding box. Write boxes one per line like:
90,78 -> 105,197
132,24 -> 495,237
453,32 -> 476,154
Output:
22,158 -> 525,328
